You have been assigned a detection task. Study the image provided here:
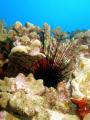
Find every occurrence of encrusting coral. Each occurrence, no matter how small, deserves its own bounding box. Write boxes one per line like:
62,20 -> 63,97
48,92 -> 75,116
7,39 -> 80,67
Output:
0,73 -> 79,120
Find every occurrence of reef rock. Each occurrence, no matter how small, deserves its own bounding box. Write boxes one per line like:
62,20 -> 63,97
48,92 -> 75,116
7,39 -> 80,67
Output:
25,22 -> 35,34
80,45 -> 88,51
9,45 -> 29,55
51,26 -> 68,40
3,29 -> 7,34
13,21 -> 26,37
9,90 -> 49,117
13,21 -> 22,32
43,22 -> 51,39
70,31 -> 76,39
42,86 -> 70,113
74,32 -> 84,40
29,32 -> 40,40
7,30 -> 17,39
30,39 -> 41,48
0,111 -> 20,120
0,92 -> 12,108
0,73 -> 45,95
43,22 -> 50,32
26,73 -> 45,95
0,34 -> 7,41
1,19 -> 6,29
7,25 -> 12,33
82,28 -> 87,33
75,29 -> 81,34
46,109 -> 80,120
85,29 -> 90,38
21,36 -> 31,46
71,56 -> 90,100
0,20 -> 3,34
35,25 -> 43,33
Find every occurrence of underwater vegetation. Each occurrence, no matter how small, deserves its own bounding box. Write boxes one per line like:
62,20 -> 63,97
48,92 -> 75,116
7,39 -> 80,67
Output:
1,19 -> 90,119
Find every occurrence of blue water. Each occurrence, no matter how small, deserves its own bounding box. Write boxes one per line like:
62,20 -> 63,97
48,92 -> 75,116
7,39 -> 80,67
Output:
0,0 -> 90,32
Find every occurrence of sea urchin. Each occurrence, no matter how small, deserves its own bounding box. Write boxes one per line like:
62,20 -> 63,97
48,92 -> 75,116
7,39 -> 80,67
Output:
33,41 -> 78,88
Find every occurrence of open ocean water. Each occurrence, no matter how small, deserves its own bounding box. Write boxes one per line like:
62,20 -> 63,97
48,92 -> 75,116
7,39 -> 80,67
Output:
0,0 -> 90,32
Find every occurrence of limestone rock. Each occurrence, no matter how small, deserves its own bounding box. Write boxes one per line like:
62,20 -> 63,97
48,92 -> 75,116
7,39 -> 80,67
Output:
71,56 -> 90,100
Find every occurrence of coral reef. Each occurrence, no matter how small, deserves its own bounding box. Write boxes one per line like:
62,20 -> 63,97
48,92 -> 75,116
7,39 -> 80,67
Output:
2,19 -> 90,119
71,56 -> 90,100
0,111 -> 20,120
1,19 -> 6,29
7,25 -> 12,33
25,22 -> 35,34
0,20 -> 3,34
51,26 -> 68,40
0,34 -> 7,41
0,19 -> 6,35
71,56 -> 90,119
70,28 -> 87,39
0,73 -> 79,120
29,32 -> 40,40
74,32 -> 84,40
7,30 -> 17,39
